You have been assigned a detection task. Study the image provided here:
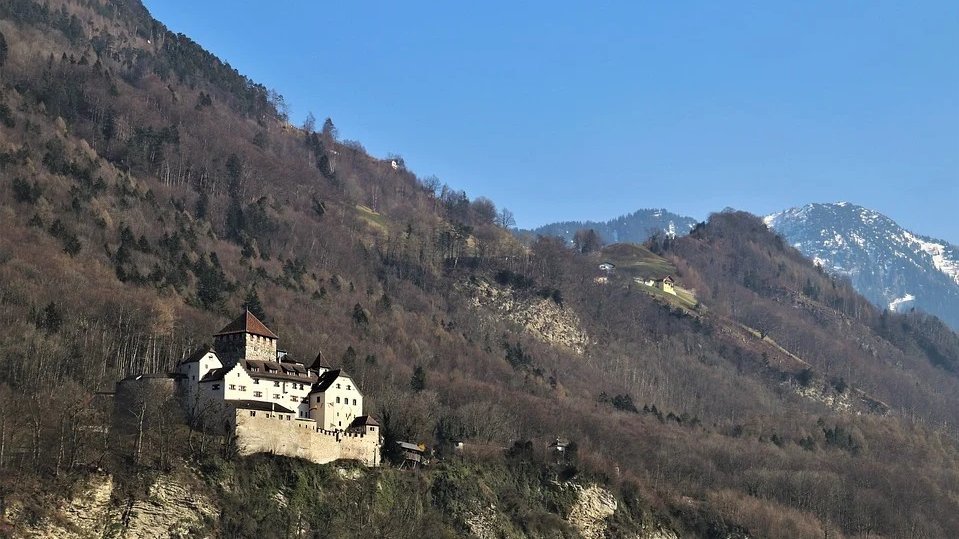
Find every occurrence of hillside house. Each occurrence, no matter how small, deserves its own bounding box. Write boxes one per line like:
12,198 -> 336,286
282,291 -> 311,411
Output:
658,276 -> 676,295
639,276 -> 677,295
598,262 -> 616,272
122,310 -> 381,466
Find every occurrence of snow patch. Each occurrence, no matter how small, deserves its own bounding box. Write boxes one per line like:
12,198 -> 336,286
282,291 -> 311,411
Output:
888,293 -> 915,312
902,232 -> 959,285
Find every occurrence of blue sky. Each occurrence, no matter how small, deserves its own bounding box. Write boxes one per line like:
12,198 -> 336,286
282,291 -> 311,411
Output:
144,1 -> 958,241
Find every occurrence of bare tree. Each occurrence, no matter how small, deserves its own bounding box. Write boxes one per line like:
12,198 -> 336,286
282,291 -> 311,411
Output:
496,207 -> 516,229
302,111 -> 316,134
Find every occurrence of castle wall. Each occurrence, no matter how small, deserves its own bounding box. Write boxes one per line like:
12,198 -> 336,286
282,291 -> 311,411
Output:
232,411 -> 380,466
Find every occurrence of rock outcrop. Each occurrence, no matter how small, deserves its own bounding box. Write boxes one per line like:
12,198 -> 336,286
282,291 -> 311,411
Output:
465,279 -> 592,354
6,472 -> 216,538
567,484 -> 617,539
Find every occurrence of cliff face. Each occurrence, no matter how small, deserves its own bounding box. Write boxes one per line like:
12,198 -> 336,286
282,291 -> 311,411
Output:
464,278 -> 592,354
3,461 -> 679,538
5,472 -> 216,538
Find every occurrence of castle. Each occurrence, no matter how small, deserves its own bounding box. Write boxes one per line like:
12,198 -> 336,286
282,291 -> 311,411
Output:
171,310 -> 381,466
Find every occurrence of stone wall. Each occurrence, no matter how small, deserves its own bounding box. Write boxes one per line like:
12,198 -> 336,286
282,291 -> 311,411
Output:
232,411 -> 380,466
213,333 -> 277,365
244,333 -> 277,361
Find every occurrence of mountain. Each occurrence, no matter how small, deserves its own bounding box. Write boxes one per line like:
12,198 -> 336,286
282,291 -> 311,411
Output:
765,202 -> 959,328
4,2 -> 959,538
526,208 -> 698,244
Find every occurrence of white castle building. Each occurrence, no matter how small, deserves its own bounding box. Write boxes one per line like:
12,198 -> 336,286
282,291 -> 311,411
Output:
174,310 -> 381,466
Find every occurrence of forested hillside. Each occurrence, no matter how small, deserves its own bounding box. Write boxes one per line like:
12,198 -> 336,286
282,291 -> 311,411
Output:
526,208 -> 697,246
3,1 -> 959,537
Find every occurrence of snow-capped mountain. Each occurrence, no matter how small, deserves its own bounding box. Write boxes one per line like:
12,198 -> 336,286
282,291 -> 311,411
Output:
765,202 -> 959,329
527,208 -> 698,245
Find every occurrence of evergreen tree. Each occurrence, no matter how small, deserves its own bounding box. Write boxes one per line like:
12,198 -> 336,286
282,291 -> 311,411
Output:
194,192 -> 209,220
342,346 -> 357,373
321,117 -> 337,144
0,31 -> 7,69
410,365 -> 426,392
243,287 -> 266,321
225,197 -> 245,243
351,303 -> 369,327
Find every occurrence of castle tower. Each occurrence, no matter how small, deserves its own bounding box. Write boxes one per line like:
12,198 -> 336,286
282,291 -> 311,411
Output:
213,310 -> 278,367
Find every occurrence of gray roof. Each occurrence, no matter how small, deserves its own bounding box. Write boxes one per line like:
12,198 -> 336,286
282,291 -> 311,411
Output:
348,415 -> 380,429
119,372 -> 184,382
396,441 -> 423,452
311,369 -> 341,393
179,346 -> 214,365
244,359 -> 318,383
225,400 -> 295,414
309,369 -> 361,396
199,368 -> 227,382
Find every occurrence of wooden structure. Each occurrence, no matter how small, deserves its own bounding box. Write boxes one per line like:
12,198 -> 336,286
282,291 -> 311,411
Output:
396,441 -> 425,469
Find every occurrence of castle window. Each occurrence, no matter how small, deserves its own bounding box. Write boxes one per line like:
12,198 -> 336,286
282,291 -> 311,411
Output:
254,379 -> 260,384
336,383 -> 341,389
353,399 -> 357,406
254,391 -> 262,397
250,411 -> 256,417
240,386 -> 247,391
212,384 -> 220,390
369,427 -> 374,432
347,385 -> 351,390
229,384 -> 236,390
274,381 -> 280,387
336,396 -> 341,403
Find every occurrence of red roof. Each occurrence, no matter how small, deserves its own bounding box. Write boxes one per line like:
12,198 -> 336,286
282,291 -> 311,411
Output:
214,310 -> 278,339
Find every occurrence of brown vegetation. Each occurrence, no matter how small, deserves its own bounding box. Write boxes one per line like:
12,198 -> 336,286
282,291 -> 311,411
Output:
2,1 -> 959,537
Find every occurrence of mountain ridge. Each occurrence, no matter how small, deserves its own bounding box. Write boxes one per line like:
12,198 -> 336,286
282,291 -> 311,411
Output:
525,208 -> 698,244
765,201 -> 959,328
